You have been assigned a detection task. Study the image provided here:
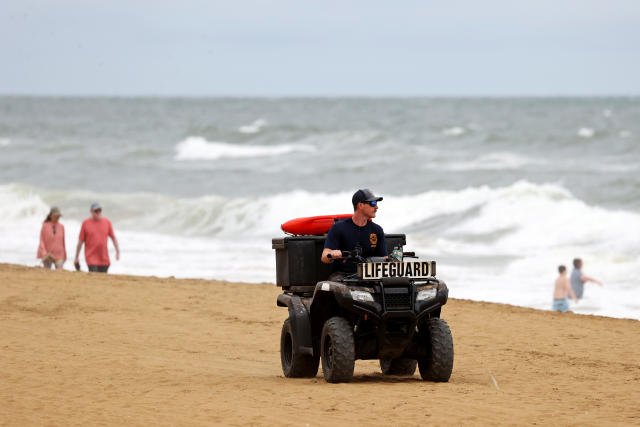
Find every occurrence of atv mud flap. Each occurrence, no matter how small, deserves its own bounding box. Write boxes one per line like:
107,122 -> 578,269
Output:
276,294 -> 314,356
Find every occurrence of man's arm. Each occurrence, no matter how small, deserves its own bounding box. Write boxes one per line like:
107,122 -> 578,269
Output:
111,235 -> 120,261
74,240 -> 83,263
321,248 -> 342,264
376,227 -> 387,257
582,274 -> 603,286
108,221 -> 120,261
74,223 -> 85,263
321,223 -> 342,264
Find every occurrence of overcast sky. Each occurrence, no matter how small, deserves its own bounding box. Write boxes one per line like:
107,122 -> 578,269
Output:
1,0 -> 639,96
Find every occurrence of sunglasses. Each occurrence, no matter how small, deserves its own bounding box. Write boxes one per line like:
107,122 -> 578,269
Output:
366,200 -> 378,207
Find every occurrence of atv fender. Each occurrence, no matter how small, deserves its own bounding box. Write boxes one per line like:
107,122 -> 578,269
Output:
310,281 -> 353,313
416,280 -> 449,321
307,281 -> 356,335
276,294 -> 314,356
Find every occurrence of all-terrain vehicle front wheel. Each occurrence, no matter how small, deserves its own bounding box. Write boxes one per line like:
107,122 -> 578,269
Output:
320,316 -> 355,383
380,358 -> 418,376
418,318 -> 454,382
280,318 -> 319,378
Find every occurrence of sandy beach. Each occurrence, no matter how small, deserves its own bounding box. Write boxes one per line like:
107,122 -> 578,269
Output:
1,263 -> 638,426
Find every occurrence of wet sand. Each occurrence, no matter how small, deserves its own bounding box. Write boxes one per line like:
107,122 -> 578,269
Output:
1,263 -> 639,426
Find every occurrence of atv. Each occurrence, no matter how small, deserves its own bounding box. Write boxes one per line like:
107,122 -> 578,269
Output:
272,234 -> 453,383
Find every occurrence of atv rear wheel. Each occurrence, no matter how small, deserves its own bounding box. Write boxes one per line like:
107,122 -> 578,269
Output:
380,358 -> 418,376
418,318 -> 454,382
320,316 -> 355,383
280,318 -> 319,378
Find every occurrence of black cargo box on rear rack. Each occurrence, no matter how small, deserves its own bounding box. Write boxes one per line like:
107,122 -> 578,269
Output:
272,234 -> 406,292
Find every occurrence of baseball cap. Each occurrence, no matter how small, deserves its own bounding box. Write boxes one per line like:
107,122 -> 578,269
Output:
352,189 -> 383,208
49,206 -> 62,216
90,202 -> 102,212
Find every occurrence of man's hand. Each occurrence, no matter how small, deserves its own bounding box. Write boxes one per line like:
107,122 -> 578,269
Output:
585,275 -> 603,286
115,250 -> 120,261
327,249 -> 342,259
321,248 -> 342,264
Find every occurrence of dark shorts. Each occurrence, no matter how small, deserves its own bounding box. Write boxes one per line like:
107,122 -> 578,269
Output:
88,265 -> 109,273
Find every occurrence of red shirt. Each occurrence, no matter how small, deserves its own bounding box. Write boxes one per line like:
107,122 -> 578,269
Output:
79,217 -> 115,266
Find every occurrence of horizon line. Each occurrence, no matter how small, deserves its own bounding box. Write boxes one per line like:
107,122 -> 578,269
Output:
1,92 -> 639,99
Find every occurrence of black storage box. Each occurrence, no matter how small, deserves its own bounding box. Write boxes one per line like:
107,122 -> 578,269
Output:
272,234 -> 407,290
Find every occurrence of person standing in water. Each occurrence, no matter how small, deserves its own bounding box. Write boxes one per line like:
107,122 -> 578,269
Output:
74,202 -> 120,273
37,207 -> 67,269
570,258 -> 603,301
552,265 -> 577,312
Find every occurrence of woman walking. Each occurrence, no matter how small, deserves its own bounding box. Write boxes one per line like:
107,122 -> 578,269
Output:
37,207 -> 67,269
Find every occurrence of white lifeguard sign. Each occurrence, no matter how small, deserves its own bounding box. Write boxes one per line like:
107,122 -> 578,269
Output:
358,261 -> 436,280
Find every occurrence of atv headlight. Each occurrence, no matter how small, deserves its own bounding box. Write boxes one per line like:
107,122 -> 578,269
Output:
350,290 -> 374,302
416,287 -> 437,302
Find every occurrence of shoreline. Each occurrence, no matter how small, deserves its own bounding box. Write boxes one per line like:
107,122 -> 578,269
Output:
1,263 -> 639,425
5,262 -> 636,321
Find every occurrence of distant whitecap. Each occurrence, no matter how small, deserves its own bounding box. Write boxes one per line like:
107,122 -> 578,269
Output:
174,136 -> 314,161
442,126 -> 466,136
238,118 -> 267,134
577,127 -> 595,138
0,138 -> 10,147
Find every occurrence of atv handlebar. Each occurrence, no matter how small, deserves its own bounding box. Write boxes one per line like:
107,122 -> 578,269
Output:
328,250 -> 417,260
326,250 -> 353,260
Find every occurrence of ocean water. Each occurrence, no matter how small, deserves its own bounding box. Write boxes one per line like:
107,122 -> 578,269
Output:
0,96 -> 639,319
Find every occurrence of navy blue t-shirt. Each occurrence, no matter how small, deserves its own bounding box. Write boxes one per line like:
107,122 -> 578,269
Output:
324,218 -> 387,272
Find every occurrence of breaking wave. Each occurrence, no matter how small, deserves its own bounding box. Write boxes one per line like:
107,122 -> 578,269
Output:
174,136 -> 315,161
2,181 -> 639,319
3,180 -> 639,247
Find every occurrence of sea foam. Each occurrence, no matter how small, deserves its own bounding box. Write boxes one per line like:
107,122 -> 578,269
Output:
1,182 -> 639,319
174,136 -> 315,161
238,118 -> 267,134
442,126 -> 466,136
577,127 -> 595,138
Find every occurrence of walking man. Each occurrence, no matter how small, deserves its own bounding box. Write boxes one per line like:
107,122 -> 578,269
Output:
74,202 -> 120,273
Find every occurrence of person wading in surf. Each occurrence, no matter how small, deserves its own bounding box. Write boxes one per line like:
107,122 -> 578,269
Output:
570,258 -> 603,301
552,265 -> 577,312
321,189 -> 387,281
